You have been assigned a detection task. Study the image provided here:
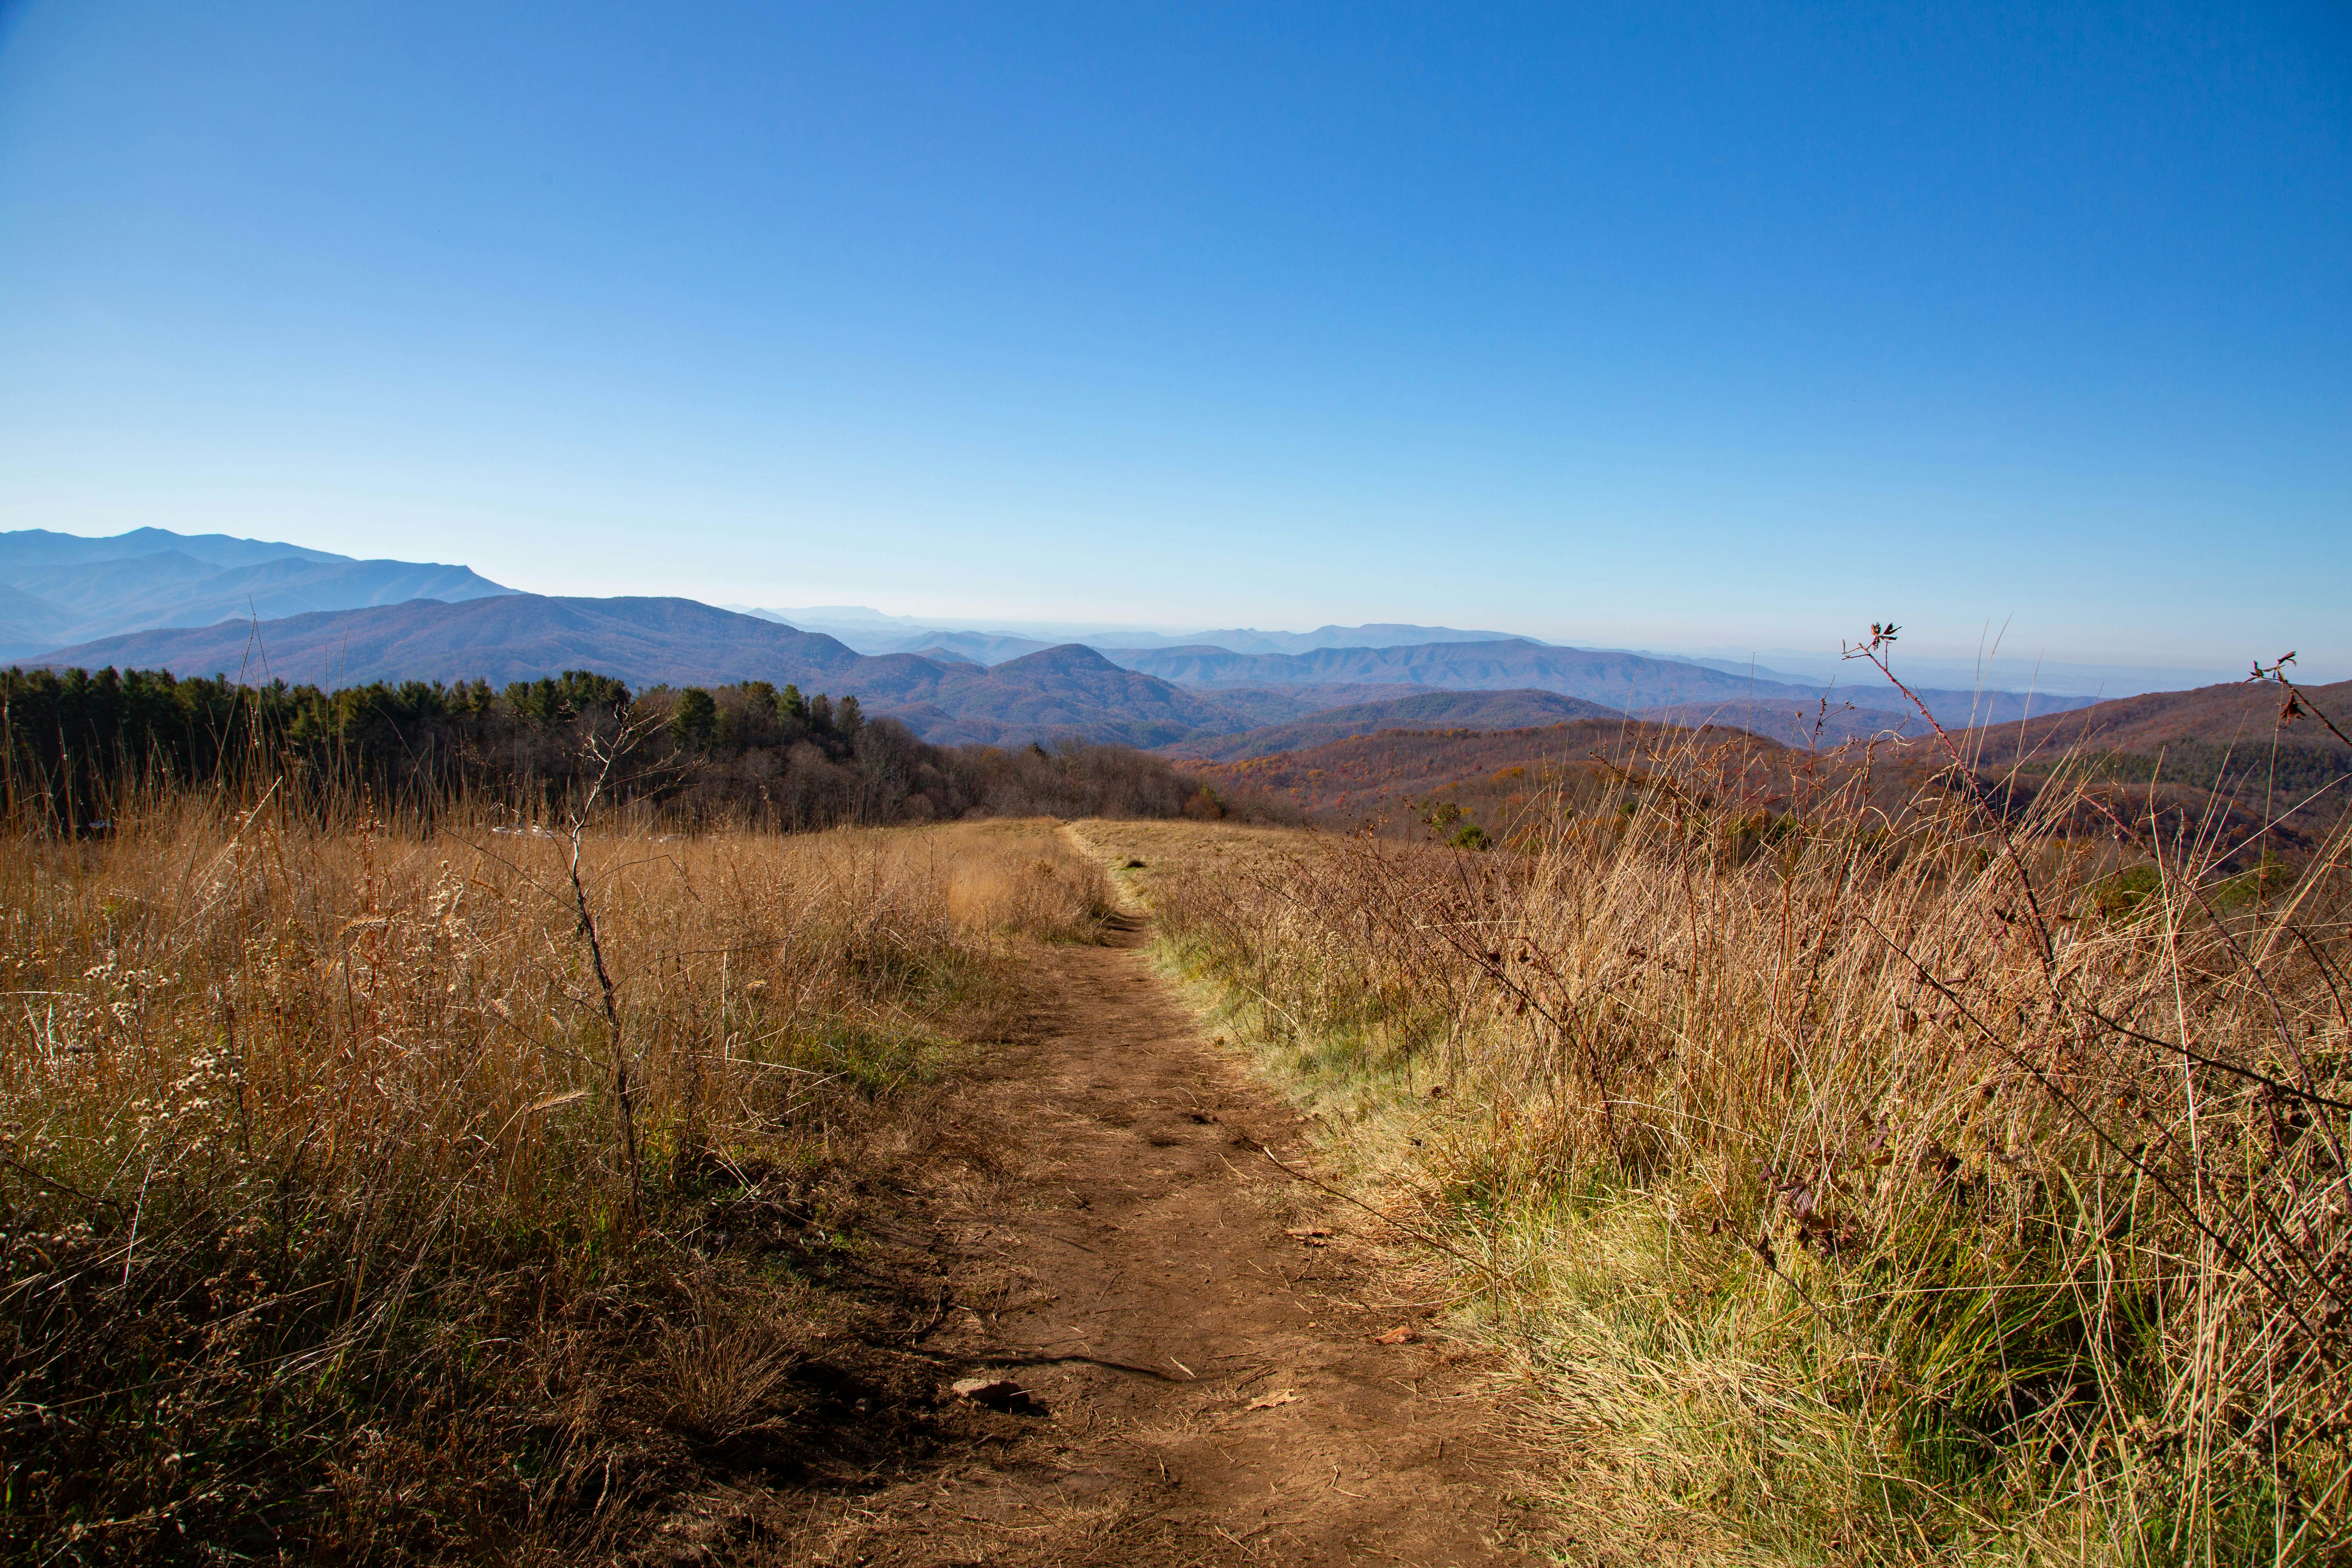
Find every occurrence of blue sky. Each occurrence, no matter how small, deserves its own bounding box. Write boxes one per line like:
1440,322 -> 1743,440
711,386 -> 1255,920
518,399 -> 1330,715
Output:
1,1 -> 2346,671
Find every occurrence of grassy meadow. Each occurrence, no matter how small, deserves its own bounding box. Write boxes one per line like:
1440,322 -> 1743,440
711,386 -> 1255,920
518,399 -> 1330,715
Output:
0,793 -> 1111,1562
1081,727 -> 2352,1566
8,697 -> 2348,1566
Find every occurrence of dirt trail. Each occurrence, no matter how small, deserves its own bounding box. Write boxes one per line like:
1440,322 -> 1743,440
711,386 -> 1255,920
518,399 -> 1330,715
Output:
781,893 -> 1544,1565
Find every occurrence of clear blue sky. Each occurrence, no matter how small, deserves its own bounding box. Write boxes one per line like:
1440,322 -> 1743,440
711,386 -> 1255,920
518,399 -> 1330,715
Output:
2,1 -> 2345,669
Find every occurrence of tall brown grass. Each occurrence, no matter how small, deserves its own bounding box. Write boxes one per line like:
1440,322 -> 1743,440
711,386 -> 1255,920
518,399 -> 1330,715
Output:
1107,721 -> 2352,1564
0,784 -> 1111,1562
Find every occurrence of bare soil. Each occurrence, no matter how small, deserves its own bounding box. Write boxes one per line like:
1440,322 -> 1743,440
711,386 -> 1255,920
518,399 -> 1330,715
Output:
720,905 -> 1545,1566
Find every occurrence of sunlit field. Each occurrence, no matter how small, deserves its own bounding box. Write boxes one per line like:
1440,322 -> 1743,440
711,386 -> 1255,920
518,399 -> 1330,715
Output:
1087,723 -> 2352,1565
1,797 -> 1109,1561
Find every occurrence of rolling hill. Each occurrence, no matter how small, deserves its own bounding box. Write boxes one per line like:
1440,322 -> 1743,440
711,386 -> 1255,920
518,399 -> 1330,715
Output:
29,595 -> 866,689
1633,697 -> 1938,746
0,584 -> 76,652
1913,674 -> 2352,868
1170,688 -> 1624,761
1181,719 -> 1774,835
1969,673 -> 2352,764
872,644 -> 1243,748
1170,683 -> 1431,730
1180,674 -> 2352,861
1643,675 -> 2352,758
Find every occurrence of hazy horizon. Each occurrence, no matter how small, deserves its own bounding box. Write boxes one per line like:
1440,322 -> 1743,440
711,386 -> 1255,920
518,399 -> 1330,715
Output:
0,518 -> 2307,691
0,519 -> 2328,690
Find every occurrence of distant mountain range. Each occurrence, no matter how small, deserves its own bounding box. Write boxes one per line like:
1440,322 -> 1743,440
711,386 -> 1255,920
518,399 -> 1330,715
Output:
23,593 -> 1353,749
1100,638 -> 2086,729
10,526 -> 2150,753
24,526 -> 2332,864
735,604 -> 1534,660
1668,646 -> 2250,701
0,528 -> 514,659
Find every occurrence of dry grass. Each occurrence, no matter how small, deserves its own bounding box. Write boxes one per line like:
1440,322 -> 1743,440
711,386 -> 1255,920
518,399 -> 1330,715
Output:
1080,732 -> 2352,1565
0,794 -> 1111,1562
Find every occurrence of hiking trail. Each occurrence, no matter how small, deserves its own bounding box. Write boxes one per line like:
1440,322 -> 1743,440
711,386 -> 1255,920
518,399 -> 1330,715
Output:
762,860 -> 1546,1566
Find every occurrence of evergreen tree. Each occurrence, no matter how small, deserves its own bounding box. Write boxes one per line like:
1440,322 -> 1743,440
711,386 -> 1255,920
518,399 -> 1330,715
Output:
670,687 -> 718,748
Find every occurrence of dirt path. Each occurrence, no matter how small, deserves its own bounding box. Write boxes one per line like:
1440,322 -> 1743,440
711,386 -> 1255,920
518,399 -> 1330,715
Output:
777,899 -> 1545,1566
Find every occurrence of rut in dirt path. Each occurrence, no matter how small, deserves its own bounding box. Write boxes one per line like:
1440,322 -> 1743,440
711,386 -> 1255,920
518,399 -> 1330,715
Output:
780,896 -> 1546,1566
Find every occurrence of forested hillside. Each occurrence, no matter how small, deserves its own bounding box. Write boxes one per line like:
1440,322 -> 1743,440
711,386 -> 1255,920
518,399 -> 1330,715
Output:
1169,687 -> 1622,760
0,664 -> 1216,833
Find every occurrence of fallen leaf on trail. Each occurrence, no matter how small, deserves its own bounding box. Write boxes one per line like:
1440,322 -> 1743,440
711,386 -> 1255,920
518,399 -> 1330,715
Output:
1372,1326 -> 1418,1345
1246,1389 -> 1300,1410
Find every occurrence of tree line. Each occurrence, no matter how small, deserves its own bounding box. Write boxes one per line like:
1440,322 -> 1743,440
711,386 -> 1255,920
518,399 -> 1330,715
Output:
0,664 -> 1239,833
